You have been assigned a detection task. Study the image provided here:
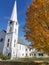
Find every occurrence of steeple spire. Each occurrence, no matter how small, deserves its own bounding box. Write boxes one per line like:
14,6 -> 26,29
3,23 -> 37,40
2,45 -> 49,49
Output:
10,0 -> 17,22
3,0 -> 19,59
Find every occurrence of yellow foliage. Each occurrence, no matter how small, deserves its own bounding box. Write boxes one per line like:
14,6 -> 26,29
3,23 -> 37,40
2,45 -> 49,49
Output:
24,0 -> 49,55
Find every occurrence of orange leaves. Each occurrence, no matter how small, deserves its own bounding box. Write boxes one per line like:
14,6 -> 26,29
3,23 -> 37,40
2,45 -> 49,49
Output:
32,3 -> 38,9
24,0 -> 49,55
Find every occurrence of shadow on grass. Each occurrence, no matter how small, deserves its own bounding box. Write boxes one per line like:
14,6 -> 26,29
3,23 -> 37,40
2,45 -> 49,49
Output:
0,61 -> 49,65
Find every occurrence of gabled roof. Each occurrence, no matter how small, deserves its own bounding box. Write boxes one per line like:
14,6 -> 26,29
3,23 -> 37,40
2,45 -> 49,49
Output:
18,38 -> 33,49
2,30 -> 6,33
18,38 -> 27,46
0,30 -> 6,33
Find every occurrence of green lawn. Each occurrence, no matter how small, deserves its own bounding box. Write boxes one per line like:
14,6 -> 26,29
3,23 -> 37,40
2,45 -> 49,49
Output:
0,58 -> 49,65
0,60 -> 49,65
12,57 -> 49,62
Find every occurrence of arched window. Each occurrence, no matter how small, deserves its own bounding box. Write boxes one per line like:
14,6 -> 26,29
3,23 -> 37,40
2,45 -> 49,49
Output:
8,39 -> 10,42
10,21 -> 12,24
0,38 -> 3,42
26,53 -> 27,56
14,40 -> 16,47
14,44 -> 15,47
9,27 -> 12,32
7,43 -> 9,47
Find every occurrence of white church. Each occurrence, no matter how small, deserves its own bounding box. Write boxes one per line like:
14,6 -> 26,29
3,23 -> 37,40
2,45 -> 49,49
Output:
0,0 -> 48,59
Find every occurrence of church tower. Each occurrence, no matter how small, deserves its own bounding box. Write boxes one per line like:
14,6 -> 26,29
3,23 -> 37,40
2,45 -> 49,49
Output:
3,0 -> 19,59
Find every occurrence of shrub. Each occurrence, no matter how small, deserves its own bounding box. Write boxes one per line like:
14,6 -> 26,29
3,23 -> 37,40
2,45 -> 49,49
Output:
2,55 -> 10,60
0,52 -> 11,60
0,52 -> 3,59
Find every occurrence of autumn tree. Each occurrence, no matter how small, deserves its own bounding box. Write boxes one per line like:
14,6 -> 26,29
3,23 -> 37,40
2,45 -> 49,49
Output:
24,0 -> 49,55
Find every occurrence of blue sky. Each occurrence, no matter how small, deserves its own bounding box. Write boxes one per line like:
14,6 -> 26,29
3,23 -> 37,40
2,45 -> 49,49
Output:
0,0 -> 32,45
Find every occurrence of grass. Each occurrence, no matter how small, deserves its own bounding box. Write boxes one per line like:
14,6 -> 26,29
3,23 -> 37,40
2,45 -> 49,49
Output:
10,57 -> 49,62
0,61 -> 40,65
0,58 -> 49,65
0,60 -> 49,65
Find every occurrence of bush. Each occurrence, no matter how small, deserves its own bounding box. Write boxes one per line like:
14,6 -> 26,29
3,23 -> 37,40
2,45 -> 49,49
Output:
0,52 -> 3,59
2,55 -> 11,60
0,52 -> 11,60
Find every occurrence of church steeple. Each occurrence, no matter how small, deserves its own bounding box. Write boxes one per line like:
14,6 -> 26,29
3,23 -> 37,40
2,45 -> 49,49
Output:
3,0 -> 19,59
10,0 -> 17,22
7,0 -> 19,33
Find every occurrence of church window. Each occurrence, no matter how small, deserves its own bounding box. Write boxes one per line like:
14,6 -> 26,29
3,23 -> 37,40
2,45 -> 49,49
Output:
14,44 -> 15,47
26,53 -> 27,56
8,39 -> 10,42
0,38 -> 3,42
26,49 -> 27,51
38,53 -> 43,56
9,27 -> 12,32
9,21 -> 13,24
7,43 -> 9,47
30,53 -> 31,56
29,48 -> 31,51
14,40 -> 16,47
34,54 -> 36,56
